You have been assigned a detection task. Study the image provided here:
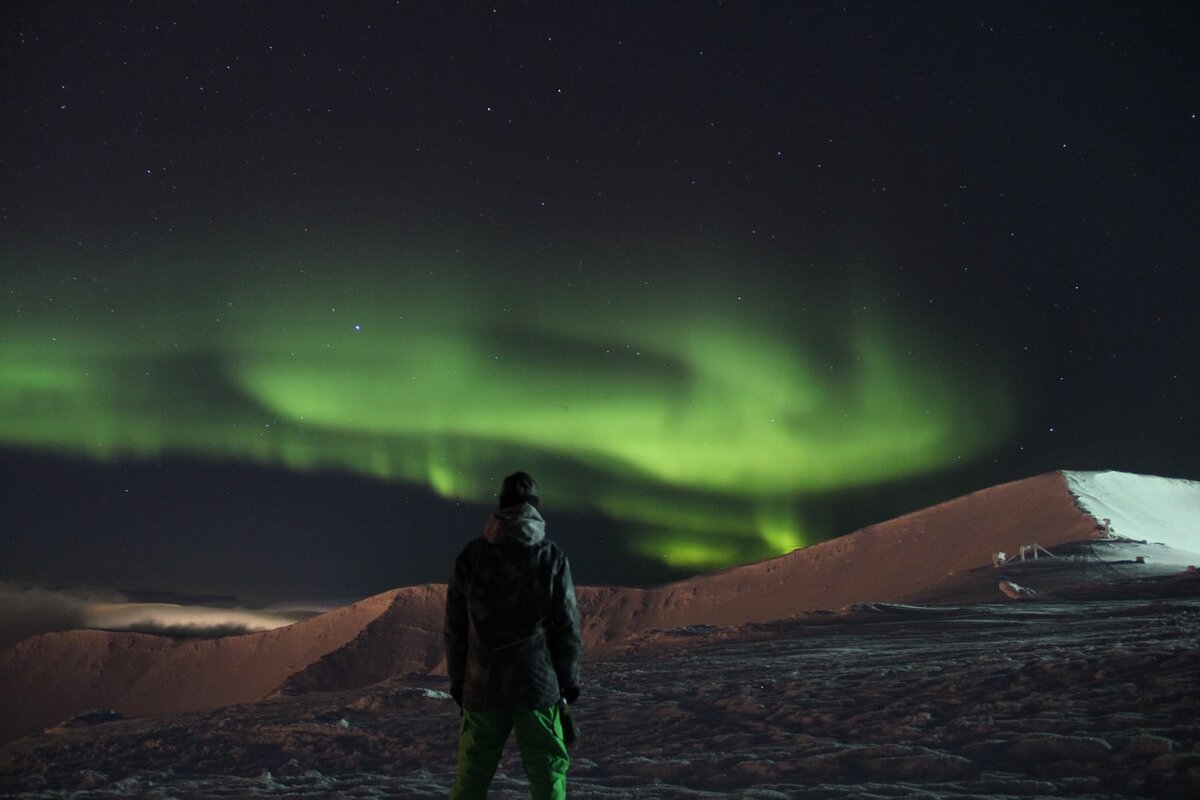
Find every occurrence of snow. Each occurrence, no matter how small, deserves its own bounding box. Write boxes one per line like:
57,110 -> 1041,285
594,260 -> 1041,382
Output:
1065,470 -> 1200,554
4,593 -> 1200,798
4,469 -> 1200,797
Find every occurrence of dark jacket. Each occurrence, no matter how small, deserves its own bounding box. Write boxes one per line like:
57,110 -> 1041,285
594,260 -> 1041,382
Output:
444,503 -> 582,711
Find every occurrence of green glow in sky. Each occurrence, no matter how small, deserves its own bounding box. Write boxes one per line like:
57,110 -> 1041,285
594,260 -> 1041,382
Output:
0,243 -> 1012,569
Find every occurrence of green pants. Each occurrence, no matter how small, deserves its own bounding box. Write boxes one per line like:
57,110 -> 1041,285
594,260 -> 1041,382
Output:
449,705 -> 569,800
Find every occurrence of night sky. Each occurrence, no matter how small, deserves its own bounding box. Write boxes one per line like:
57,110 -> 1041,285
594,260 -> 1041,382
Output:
2,2 -> 1197,602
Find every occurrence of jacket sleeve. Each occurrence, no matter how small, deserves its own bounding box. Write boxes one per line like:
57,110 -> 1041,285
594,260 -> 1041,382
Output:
443,548 -> 470,692
547,551 -> 582,692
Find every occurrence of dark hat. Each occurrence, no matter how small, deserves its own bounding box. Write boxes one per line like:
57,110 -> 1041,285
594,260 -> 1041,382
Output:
499,471 -> 539,508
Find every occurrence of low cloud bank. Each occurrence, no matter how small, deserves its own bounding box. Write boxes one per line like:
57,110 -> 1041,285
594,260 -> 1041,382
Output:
83,602 -> 319,637
0,583 -> 112,650
0,582 -> 325,650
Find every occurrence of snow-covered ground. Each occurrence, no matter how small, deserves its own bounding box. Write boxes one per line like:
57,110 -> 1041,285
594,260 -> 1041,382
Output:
1066,471 -> 1200,560
4,470 -> 1200,798
3,580 -> 1199,799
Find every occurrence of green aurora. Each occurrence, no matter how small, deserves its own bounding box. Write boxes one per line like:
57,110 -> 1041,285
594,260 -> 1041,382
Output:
0,243 -> 1012,569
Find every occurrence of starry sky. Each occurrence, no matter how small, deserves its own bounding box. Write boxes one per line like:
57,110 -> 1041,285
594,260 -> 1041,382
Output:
2,2 -> 1197,601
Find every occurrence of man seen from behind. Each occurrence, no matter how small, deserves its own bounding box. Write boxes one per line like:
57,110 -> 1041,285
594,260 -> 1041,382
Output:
444,471 -> 582,799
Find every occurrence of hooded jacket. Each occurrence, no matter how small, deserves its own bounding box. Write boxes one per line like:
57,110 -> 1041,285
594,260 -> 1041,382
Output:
444,502 -> 582,711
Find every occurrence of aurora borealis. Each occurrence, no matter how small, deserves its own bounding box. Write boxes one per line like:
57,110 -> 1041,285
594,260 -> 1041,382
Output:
2,3 -> 1197,599
0,239 -> 1013,569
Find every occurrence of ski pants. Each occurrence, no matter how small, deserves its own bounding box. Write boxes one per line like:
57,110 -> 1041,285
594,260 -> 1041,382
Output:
449,705 -> 569,800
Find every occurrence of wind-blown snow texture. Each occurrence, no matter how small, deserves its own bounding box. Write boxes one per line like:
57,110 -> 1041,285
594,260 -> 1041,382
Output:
2,590 -> 1199,798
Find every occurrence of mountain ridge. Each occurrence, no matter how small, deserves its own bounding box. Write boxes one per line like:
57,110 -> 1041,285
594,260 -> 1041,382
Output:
6,469 -> 1196,744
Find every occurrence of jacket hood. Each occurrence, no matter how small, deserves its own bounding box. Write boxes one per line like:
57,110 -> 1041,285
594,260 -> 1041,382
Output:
483,502 -> 546,545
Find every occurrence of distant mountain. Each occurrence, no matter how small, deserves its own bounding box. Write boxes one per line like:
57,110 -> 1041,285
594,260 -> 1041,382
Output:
0,589 -> 411,744
4,470 -> 1197,744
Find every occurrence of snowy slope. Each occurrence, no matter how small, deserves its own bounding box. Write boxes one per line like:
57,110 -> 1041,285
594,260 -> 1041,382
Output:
5,591 -> 1200,799
1065,470 -> 1200,555
5,470 -> 1198,748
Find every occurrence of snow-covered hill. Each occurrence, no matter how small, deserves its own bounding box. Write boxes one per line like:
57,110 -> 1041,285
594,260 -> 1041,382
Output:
1066,470 -> 1200,557
3,470 -> 1197,746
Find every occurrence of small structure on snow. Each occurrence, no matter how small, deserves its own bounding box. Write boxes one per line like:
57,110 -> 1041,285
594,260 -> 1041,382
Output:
992,543 -> 1057,568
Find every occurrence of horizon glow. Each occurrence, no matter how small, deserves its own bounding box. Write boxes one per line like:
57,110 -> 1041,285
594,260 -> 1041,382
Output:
0,242 -> 1014,569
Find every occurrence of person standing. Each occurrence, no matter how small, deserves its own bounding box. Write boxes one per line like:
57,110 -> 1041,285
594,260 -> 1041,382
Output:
444,471 -> 582,800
